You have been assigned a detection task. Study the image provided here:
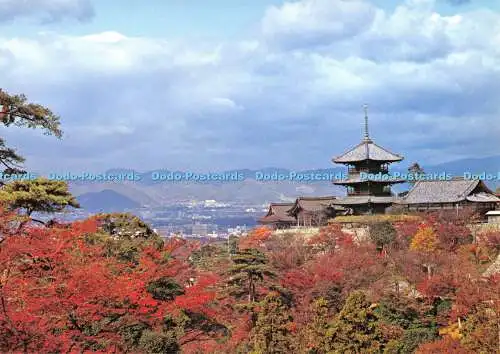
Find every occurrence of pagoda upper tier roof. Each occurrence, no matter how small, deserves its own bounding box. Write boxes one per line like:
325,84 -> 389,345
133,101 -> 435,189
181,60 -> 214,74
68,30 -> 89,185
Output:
329,195 -> 397,205
333,138 -> 403,164
333,176 -> 406,185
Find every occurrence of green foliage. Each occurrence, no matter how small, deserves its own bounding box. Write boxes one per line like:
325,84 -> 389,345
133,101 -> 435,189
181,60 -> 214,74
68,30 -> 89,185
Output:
303,297 -> 331,353
325,291 -> 383,353
179,310 -> 229,339
0,89 -> 61,173
250,292 -> 294,354
0,177 -> 79,217
376,295 -> 420,329
120,322 -> 151,347
369,221 -> 397,250
397,327 -> 438,354
146,277 -> 185,301
228,248 -> 275,302
87,213 -> 164,264
138,330 -> 179,354
96,212 -> 160,240
377,298 -> 439,354
228,235 -> 239,256
190,243 -> 228,270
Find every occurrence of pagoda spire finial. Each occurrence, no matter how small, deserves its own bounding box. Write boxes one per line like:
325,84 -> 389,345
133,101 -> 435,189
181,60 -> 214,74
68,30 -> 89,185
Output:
363,103 -> 371,141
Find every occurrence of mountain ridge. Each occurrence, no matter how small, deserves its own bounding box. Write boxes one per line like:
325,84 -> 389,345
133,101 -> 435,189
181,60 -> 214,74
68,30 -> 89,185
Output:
69,155 -> 500,211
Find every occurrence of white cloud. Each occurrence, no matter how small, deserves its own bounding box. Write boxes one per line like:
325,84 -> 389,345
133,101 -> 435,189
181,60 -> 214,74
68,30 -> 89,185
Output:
261,0 -> 377,48
1,0 -> 499,172
210,98 -> 244,111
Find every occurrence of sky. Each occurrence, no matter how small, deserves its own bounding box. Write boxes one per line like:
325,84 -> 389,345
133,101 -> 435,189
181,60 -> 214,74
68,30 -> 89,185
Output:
0,0 -> 499,173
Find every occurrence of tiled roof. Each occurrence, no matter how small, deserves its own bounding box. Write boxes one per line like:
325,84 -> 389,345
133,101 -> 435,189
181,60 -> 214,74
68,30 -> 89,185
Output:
288,196 -> 338,214
467,193 -> 500,203
330,196 -> 397,205
333,139 -> 403,163
402,178 -> 500,204
259,214 -> 295,224
259,203 -> 296,224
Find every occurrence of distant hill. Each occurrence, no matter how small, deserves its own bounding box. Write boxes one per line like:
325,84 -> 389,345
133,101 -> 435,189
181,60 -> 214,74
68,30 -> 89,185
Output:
63,155 -> 500,208
77,189 -> 141,212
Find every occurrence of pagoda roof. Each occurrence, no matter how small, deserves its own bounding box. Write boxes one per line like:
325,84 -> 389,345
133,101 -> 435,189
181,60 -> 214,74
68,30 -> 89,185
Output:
401,177 -> 500,205
329,195 -> 397,205
333,138 -> 403,164
333,175 -> 405,185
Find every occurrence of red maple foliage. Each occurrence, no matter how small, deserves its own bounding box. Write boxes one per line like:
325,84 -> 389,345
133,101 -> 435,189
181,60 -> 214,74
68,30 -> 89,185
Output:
0,217 -> 222,352
416,337 -> 473,354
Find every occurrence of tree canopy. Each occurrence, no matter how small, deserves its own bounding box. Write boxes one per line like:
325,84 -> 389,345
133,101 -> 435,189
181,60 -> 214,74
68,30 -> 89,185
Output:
0,89 -> 61,173
0,177 -> 79,217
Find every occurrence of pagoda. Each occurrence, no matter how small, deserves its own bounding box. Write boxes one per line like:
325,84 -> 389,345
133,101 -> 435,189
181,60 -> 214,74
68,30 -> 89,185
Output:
331,105 -> 405,215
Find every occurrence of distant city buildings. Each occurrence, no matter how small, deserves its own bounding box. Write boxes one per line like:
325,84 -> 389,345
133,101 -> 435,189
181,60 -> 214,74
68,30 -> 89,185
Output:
191,223 -> 209,237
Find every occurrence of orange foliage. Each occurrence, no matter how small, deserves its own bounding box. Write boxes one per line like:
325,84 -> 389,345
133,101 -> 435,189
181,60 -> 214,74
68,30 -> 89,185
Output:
239,226 -> 272,249
410,223 -> 439,253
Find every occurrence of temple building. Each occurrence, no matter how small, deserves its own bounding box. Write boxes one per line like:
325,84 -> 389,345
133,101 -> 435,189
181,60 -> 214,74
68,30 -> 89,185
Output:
401,178 -> 500,213
330,105 -> 405,215
258,202 -> 296,229
287,196 -> 342,227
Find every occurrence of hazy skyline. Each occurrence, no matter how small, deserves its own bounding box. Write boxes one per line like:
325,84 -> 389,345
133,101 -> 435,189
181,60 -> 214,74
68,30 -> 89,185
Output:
1,0 -> 499,174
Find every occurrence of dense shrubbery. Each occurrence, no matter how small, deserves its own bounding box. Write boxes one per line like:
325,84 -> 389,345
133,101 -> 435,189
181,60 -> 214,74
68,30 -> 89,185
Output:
0,209 -> 499,353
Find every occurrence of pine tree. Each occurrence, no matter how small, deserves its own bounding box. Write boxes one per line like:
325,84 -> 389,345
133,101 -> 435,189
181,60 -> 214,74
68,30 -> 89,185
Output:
303,297 -> 331,353
408,163 -> 425,186
228,248 -> 274,303
0,89 -> 61,174
250,292 -> 293,354
0,177 -> 79,231
325,291 -> 382,353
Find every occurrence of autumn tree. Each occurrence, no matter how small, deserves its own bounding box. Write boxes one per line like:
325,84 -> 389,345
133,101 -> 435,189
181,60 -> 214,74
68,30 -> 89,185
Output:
0,218 -> 225,352
460,304 -> 500,353
411,224 -> 440,279
228,248 -> 274,303
0,89 -> 61,174
432,211 -> 473,252
307,223 -> 352,254
416,337 -> 472,354
239,226 -> 272,250
249,292 -> 294,354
